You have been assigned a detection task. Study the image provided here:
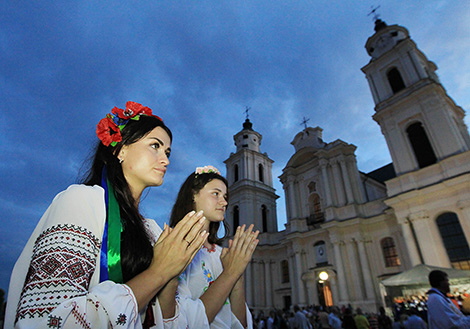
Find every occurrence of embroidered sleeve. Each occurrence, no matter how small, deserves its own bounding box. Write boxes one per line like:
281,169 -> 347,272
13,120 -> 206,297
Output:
10,185 -> 141,328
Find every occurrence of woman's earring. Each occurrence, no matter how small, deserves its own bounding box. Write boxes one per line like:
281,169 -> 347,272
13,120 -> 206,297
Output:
119,158 -> 123,164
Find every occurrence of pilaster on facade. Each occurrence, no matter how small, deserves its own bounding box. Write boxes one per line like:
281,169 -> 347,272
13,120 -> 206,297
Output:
263,260 -> 273,308
356,238 -> 376,301
339,158 -> 355,204
331,160 -> 346,206
319,159 -> 333,207
287,252 -> 298,305
245,260 -> 253,305
409,211 -> 451,267
331,240 -> 350,303
395,216 -> 423,266
294,251 -> 307,305
457,199 -> 470,243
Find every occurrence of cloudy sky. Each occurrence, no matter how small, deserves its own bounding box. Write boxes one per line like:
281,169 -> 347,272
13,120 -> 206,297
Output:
1,1 -> 469,294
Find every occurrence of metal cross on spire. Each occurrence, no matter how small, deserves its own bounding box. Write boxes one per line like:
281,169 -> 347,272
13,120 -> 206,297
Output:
244,106 -> 251,120
368,5 -> 381,21
301,116 -> 310,129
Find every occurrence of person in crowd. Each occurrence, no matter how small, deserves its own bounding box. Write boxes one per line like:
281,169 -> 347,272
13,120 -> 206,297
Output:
169,166 -> 259,328
354,308 -> 370,329
368,313 -> 379,329
267,310 -> 276,329
277,309 -> 289,329
342,308 -> 358,329
318,307 -> 330,328
378,307 -> 393,329
288,311 -> 296,329
292,305 -> 312,329
5,101 -> 208,328
426,270 -> 470,328
328,306 -> 342,329
404,309 -> 426,329
392,314 -> 408,329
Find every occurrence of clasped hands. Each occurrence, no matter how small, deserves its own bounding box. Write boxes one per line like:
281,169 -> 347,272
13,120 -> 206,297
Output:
221,224 -> 259,281
151,210 -> 209,281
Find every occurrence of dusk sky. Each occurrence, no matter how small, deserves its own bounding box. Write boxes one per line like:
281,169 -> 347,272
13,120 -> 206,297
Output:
1,1 -> 469,294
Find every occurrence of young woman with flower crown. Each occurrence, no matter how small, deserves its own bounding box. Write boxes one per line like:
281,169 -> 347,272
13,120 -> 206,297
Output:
5,101 -> 208,328
168,166 -> 259,328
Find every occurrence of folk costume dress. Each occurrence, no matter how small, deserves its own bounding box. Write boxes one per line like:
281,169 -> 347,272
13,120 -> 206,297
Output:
176,244 -> 253,329
5,185 -> 188,329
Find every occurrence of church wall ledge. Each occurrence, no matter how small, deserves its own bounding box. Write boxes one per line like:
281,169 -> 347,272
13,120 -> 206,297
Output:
385,151 -> 470,197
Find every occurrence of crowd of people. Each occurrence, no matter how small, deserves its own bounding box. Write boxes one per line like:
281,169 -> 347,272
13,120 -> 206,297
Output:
252,305 -> 394,329
251,270 -> 470,329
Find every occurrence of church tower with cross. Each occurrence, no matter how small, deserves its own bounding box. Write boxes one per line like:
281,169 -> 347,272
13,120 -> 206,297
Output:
224,108 -> 279,234
361,18 -> 470,269
240,16 -> 470,314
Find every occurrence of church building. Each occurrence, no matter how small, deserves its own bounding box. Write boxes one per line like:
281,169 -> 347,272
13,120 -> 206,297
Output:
223,19 -> 470,312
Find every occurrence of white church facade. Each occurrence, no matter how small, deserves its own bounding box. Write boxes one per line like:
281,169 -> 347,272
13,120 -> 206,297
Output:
223,19 -> 470,312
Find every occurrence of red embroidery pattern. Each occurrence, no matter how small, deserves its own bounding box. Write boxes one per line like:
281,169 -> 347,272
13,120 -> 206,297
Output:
71,302 -> 91,329
47,314 -> 62,328
116,313 -> 127,325
203,244 -> 216,253
16,224 -> 101,321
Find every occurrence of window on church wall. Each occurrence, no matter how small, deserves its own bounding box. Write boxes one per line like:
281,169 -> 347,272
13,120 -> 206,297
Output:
308,182 -> 316,193
436,212 -> 470,270
233,206 -> 240,230
406,122 -> 437,168
234,164 -> 239,182
281,260 -> 290,283
262,205 -> 268,232
381,237 -> 401,267
314,241 -> 327,265
258,164 -> 264,183
387,67 -> 406,93
308,193 -> 324,224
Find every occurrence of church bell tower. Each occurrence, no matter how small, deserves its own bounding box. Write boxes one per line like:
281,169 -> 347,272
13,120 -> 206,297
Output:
362,19 -> 470,269
224,117 -> 279,234
361,19 -> 470,178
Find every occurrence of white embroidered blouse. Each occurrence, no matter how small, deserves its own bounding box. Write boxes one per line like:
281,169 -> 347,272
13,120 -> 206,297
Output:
5,184 -> 188,329
177,244 -> 253,329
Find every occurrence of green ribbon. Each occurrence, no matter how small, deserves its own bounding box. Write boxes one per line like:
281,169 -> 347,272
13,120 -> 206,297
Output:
107,178 -> 123,283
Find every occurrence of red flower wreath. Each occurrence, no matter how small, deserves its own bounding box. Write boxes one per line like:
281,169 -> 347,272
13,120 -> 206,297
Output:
112,101 -> 159,120
96,101 -> 164,147
96,115 -> 122,147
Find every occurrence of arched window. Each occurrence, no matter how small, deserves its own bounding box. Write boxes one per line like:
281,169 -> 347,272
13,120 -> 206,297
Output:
406,122 -> 437,168
387,67 -> 406,93
258,164 -> 264,183
437,212 -> 470,270
262,205 -> 268,232
308,193 -> 324,224
234,164 -> 239,182
281,260 -> 290,283
233,206 -> 240,230
381,237 -> 401,267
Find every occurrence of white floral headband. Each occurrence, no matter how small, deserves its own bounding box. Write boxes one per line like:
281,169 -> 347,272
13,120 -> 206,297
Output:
195,165 -> 220,176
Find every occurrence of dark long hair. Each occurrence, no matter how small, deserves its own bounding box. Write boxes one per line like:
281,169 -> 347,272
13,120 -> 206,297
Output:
82,115 -> 172,282
169,172 -> 229,245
